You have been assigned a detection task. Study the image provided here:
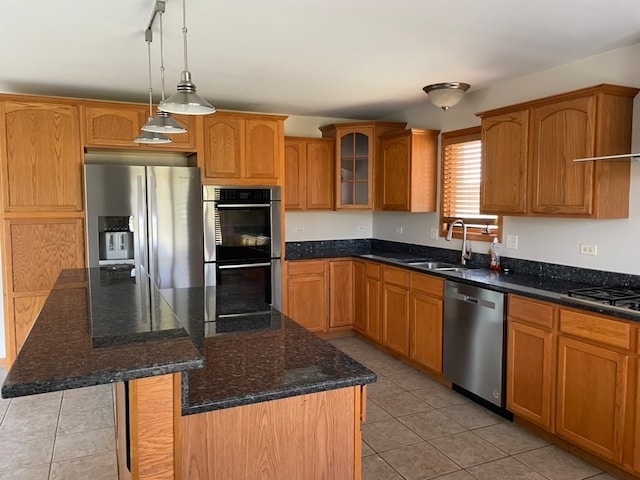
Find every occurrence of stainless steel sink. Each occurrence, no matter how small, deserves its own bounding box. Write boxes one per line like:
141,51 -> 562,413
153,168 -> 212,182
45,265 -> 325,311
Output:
406,261 -> 475,272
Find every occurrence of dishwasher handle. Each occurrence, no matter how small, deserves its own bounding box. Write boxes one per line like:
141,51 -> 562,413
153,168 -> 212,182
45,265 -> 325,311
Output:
449,291 -> 496,309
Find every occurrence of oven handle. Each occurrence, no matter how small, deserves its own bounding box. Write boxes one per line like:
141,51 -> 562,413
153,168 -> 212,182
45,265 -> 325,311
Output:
215,203 -> 270,208
218,262 -> 271,270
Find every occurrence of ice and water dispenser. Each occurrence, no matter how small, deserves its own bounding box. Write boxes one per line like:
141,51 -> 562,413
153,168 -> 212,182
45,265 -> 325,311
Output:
97,216 -> 134,264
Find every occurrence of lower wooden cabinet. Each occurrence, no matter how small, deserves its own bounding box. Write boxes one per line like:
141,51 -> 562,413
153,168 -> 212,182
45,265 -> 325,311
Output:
556,335 -> 628,463
329,260 -> 354,329
284,260 -> 328,333
506,295 -> 556,431
353,260 -> 382,341
409,273 -> 444,373
353,261 -> 366,332
634,357 -> 640,474
381,267 -> 410,356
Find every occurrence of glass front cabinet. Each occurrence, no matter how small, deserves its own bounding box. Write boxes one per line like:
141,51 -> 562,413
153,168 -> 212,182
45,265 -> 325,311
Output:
320,122 -> 406,209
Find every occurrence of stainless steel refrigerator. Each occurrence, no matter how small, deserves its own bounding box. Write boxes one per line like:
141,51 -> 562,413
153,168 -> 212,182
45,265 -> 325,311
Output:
84,164 -> 204,289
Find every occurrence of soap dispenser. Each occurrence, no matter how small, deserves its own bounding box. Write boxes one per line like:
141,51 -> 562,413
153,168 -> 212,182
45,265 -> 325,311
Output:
489,238 -> 501,271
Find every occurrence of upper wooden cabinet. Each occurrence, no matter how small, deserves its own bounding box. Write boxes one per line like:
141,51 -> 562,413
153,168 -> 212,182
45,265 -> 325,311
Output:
83,101 -> 197,151
284,137 -> 334,210
378,129 -> 440,212
480,111 -> 529,214
0,100 -> 84,212
200,112 -> 286,186
320,121 -> 406,210
477,84 -> 639,218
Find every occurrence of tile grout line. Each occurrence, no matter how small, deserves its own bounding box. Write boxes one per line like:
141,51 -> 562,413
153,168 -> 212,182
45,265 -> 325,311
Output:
48,391 -> 65,480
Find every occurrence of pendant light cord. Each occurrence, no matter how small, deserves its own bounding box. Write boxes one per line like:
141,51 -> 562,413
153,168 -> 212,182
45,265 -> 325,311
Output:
146,39 -> 153,119
159,9 -> 166,101
182,0 -> 189,73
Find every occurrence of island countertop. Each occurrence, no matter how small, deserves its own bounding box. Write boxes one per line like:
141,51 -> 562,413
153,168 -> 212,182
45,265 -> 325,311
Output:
1,268 -> 376,414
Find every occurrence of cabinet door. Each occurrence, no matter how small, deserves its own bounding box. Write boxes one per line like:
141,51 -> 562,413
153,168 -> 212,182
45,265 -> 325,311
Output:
353,261 -> 366,332
84,104 -> 145,148
336,128 -> 374,209
380,134 -> 410,210
245,118 -> 280,181
480,110 -> 528,214
507,320 -> 553,430
556,336 -> 628,462
306,140 -> 334,210
530,96 -> 596,215
409,292 -> 443,373
329,261 -> 353,328
284,139 -> 305,210
157,113 -> 198,152
382,283 -> 409,356
1,101 -> 83,212
634,358 -> 640,474
286,275 -> 327,332
202,115 -> 244,180
365,276 -> 382,341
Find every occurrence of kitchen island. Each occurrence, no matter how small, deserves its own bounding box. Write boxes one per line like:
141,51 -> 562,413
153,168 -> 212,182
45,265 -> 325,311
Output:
1,268 -> 375,480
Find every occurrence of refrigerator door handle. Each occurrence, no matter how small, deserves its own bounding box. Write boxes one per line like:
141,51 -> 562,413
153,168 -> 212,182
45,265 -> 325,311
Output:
148,173 -> 159,286
218,262 -> 271,270
136,174 -> 148,275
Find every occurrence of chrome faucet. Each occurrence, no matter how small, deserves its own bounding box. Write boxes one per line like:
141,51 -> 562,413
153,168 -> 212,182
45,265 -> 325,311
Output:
445,219 -> 471,265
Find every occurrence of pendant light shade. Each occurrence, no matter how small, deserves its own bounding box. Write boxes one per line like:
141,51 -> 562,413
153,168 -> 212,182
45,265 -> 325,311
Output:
159,0 -> 215,115
134,127 -> 172,144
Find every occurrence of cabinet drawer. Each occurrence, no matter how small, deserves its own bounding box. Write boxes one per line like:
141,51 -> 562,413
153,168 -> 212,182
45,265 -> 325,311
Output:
365,262 -> 381,279
410,272 -> 443,298
383,266 -> 410,288
509,295 -> 555,329
287,260 -> 326,276
559,309 -> 631,350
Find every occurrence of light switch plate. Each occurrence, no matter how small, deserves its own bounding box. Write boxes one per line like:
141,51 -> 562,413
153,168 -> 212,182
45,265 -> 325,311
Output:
506,234 -> 518,250
430,228 -> 439,240
580,244 -> 597,256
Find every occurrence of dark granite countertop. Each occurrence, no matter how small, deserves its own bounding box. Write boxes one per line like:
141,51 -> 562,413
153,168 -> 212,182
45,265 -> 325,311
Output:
2,268 -> 376,414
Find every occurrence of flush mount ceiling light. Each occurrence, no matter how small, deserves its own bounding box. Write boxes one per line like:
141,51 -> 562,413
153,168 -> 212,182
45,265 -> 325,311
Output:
159,0 -> 215,115
142,3 -> 187,134
422,82 -> 471,111
134,28 -> 171,144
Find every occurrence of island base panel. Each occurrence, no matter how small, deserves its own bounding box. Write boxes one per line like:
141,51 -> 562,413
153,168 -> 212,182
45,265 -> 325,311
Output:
182,386 -> 362,480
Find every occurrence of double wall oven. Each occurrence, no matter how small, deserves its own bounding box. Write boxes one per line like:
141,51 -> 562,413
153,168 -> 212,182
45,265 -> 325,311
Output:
203,186 -> 282,320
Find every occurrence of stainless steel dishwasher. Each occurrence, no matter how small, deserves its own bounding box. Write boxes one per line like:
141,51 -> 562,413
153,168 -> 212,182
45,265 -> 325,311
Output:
443,280 -> 506,407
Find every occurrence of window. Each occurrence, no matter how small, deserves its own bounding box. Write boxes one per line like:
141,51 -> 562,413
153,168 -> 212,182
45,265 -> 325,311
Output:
440,127 -> 501,242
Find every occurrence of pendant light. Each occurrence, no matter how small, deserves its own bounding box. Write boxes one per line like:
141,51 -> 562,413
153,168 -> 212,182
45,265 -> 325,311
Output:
135,36 -> 172,144
159,0 -> 215,115
141,7 -> 187,134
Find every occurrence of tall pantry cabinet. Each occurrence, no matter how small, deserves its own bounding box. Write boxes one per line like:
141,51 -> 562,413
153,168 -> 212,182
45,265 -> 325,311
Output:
0,97 -> 87,364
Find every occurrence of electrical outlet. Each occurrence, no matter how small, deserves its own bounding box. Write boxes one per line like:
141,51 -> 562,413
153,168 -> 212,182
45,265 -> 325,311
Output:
506,234 -> 519,250
395,227 -> 404,234
357,225 -> 366,232
580,244 -> 597,256
294,227 -> 304,232
430,228 -> 439,240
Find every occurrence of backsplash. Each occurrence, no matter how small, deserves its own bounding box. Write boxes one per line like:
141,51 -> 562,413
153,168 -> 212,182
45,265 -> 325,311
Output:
285,239 -> 640,289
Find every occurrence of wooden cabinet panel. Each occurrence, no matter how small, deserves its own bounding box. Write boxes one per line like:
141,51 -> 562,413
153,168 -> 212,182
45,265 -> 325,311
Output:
306,140 -> 334,210
202,114 -> 244,179
329,260 -> 353,329
509,295 -> 555,329
480,110 -> 528,214
284,140 -> 304,210
409,291 -> 442,373
507,320 -> 554,430
530,96 -> 596,215
379,129 -> 439,212
353,261 -> 366,332
556,336 -> 628,462
634,358 -> 640,474
365,276 -> 382,342
245,118 -> 280,180
559,308 -> 631,350
1,100 -> 83,211
5,218 -> 85,293
382,266 -> 410,288
382,283 -> 409,356
284,138 -> 333,211
410,272 -> 443,298
202,112 -> 285,185
84,103 -> 145,148
13,294 -> 47,353
285,261 -> 328,333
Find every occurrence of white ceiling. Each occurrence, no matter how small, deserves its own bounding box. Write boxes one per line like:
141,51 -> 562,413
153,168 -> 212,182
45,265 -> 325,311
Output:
2,0 -> 640,119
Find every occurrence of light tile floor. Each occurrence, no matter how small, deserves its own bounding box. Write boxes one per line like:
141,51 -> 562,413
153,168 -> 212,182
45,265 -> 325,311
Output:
0,336 -> 626,480
329,335 -> 624,480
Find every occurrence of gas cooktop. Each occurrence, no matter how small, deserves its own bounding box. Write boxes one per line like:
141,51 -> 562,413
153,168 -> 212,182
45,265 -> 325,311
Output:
565,287 -> 640,313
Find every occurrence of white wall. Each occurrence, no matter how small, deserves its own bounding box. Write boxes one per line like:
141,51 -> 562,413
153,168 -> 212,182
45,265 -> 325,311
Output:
375,42 -> 640,275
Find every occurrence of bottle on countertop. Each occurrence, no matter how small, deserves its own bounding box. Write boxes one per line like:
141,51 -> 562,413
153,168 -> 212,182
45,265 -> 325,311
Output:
489,238 -> 501,271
